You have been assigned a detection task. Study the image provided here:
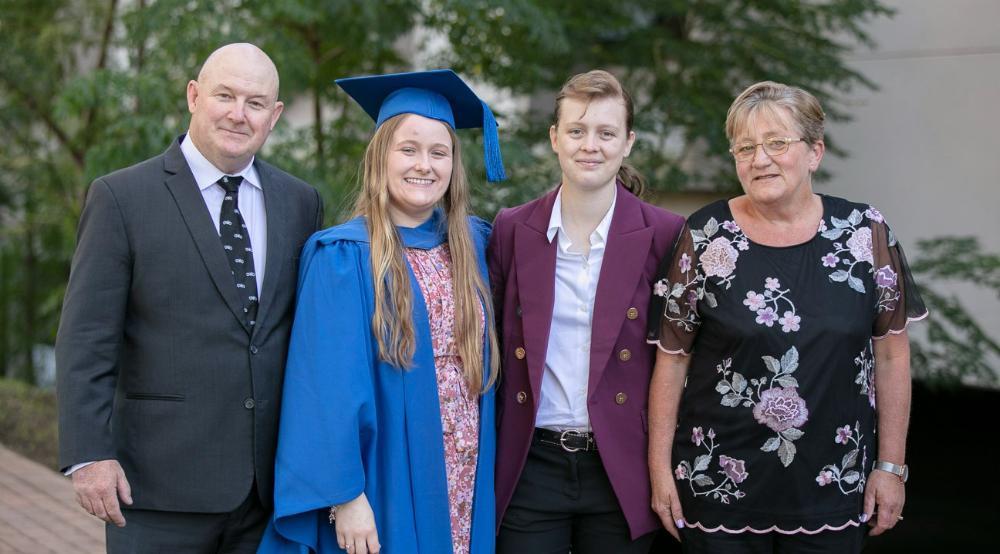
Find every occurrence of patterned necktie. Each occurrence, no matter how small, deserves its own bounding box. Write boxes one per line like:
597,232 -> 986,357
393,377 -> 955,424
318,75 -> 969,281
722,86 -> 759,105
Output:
218,175 -> 258,328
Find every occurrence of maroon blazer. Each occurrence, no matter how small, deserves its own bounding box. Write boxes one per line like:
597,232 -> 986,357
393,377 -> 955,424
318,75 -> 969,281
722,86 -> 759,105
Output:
488,183 -> 685,539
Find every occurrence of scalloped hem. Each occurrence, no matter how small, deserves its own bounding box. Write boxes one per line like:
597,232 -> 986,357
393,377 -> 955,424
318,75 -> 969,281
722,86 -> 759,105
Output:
872,310 -> 929,340
646,339 -> 691,356
683,518 -> 861,535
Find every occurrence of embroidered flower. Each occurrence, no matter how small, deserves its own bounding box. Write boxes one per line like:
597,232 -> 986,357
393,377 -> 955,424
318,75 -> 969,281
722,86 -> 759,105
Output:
874,265 -> 897,288
816,470 -> 834,486
755,307 -> 778,327
865,207 -> 884,222
765,277 -> 781,291
722,220 -> 741,233
686,289 -> 699,310
818,219 -> 828,233
653,279 -> 669,297
846,227 -> 873,264
821,253 -> 839,268
835,425 -> 853,444
679,253 -> 692,273
691,426 -> 704,446
675,464 -> 688,480
778,311 -> 801,333
701,237 -> 739,278
707,429 -> 716,440
736,239 -> 750,251
753,387 -> 809,432
719,455 -> 749,484
743,291 -> 766,311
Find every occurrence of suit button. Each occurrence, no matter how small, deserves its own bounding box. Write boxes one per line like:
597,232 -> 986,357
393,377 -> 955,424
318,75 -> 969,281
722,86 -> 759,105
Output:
250,345 -> 259,355
516,305 -> 522,317
618,348 -> 632,362
627,307 -> 639,320
244,398 -> 255,409
516,391 -> 527,404
615,392 -> 627,405
515,347 -> 526,360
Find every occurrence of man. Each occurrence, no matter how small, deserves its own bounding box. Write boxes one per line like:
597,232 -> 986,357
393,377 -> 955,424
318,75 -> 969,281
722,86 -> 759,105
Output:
56,43 -> 323,551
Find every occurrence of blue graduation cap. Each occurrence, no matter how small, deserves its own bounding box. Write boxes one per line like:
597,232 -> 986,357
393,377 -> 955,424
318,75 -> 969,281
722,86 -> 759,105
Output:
336,69 -> 507,182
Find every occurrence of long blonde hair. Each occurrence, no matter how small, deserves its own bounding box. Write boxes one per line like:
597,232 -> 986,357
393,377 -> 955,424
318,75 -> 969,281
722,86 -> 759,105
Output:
353,113 -> 500,394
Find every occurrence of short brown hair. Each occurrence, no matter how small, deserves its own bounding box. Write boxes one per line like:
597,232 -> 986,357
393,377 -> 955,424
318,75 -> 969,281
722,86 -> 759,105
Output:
553,70 -> 645,197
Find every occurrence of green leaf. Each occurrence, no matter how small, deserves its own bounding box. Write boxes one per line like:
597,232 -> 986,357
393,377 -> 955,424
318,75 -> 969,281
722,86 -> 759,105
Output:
761,437 -> 781,452
780,347 -> 799,374
777,439 -> 796,467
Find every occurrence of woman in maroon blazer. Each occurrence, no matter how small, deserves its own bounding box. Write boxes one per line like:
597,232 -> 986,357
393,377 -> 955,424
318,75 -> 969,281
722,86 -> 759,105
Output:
488,70 -> 685,553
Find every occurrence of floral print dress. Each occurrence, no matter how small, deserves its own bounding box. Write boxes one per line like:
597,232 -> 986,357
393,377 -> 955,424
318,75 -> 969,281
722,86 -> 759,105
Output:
406,244 -> 481,554
647,195 -> 927,534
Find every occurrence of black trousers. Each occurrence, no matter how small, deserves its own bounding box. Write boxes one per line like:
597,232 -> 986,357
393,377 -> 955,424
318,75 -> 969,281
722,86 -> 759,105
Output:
105,484 -> 268,553
497,434 -> 656,554
679,524 -> 867,554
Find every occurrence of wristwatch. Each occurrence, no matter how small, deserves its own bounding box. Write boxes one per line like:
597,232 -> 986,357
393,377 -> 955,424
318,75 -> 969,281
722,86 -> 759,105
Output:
874,460 -> 909,483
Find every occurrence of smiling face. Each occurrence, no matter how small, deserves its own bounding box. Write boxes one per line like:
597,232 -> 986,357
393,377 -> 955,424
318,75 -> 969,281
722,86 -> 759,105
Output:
385,114 -> 454,227
550,95 -> 635,193
732,105 -> 824,206
186,44 -> 284,174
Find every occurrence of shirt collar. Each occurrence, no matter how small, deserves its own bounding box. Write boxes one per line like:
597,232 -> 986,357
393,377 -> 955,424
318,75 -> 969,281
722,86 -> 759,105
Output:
546,186 -> 617,247
180,134 -> 261,191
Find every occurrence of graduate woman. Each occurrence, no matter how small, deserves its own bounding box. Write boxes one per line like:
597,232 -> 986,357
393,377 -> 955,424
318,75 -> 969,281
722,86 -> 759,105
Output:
489,70 -> 685,553
257,70 -> 505,554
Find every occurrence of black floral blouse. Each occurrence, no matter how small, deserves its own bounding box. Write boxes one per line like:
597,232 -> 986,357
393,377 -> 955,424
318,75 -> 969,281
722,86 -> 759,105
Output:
646,195 -> 927,534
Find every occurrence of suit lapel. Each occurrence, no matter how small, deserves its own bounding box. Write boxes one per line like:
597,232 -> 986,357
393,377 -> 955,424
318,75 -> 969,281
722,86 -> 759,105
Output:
514,188 -> 559,403
253,161 -> 287,336
588,186 -> 653,398
161,141 -> 251,333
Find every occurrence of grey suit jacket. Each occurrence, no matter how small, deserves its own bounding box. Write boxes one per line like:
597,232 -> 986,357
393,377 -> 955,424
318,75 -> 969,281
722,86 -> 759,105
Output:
56,137 -> 323,513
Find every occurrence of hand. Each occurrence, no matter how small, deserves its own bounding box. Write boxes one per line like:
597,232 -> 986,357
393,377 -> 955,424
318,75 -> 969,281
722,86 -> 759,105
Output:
71,460 -> 133,527
862,469 -> 905,536
650,463 -> 685,541
334,493 -> 380,554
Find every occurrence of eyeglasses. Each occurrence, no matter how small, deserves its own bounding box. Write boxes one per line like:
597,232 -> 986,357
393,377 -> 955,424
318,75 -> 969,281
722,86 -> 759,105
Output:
729,137 -> 804,161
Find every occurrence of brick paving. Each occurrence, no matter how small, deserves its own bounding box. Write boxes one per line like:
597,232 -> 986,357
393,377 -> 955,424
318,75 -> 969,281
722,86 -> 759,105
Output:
0,444 -> 104,553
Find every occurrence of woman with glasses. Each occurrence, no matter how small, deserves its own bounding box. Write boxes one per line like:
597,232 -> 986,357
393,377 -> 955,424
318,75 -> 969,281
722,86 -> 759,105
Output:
646,81 -> 927,553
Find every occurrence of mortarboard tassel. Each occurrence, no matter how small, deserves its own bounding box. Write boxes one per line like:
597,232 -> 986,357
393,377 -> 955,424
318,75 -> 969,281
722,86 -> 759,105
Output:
480,100 -> 507,182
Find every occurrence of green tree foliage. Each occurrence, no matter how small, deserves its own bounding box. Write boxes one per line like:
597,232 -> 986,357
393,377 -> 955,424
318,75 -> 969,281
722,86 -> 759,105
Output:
425,0 -> 893,212
9,0 -> 994,390
909,237 -> 1000,388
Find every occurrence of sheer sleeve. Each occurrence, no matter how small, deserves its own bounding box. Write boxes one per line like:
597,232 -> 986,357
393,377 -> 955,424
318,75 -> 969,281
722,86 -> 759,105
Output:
646,223 -> 702,355
871,216 -> 929,339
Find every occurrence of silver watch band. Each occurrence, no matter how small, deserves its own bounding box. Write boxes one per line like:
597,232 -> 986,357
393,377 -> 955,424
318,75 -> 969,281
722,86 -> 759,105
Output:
874,460 -> 908,482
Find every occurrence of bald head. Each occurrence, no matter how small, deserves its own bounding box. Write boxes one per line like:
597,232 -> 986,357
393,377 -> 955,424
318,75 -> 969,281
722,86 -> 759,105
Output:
186,43 -> 285,174
198,43 -> 280,101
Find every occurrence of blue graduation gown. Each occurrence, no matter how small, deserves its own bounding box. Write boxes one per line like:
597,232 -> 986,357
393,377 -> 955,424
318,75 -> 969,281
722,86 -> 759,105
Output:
257,211 -> 496,554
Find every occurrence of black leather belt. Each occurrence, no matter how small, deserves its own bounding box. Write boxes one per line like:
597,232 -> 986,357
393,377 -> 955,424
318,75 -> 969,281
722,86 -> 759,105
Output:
534,428 -> 597,452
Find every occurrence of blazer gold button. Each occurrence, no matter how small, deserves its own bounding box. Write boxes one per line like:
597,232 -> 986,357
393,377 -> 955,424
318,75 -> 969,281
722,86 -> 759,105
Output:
618,348 -> 632,362
626,307 -> 639,320
615,392 -> 627,405
515,347 -> 526,360
516,391 -> 527,404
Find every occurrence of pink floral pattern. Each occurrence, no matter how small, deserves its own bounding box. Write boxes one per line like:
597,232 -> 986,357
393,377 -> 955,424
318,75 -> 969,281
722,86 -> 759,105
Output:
674,426 -> 748,504
406,244 -> 480,554
815,421 -> 867,495
715,347 -> 807,467
820,207 -> 884,293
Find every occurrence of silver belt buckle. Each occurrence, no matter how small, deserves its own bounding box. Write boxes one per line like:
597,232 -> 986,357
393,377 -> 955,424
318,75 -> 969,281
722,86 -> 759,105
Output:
559,429 -> 586,452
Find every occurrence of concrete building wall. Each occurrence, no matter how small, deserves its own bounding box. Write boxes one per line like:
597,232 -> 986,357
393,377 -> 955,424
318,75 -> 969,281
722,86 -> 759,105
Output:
820,0 -> 1000,350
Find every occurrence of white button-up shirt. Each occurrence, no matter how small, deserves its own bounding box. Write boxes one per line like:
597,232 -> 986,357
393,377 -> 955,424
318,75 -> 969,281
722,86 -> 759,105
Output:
535,187 -> 617,431
180,136 -> 267,293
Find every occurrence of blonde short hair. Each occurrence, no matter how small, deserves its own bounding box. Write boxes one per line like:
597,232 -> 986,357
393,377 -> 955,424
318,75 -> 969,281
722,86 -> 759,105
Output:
725,81 -> 825,145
